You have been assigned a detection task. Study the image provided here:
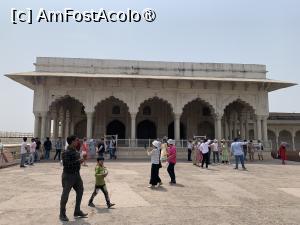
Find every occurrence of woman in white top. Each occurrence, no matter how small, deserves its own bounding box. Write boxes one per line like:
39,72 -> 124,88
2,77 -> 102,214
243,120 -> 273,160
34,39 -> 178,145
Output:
147,140 -> 162,188
160,138 -> 168,162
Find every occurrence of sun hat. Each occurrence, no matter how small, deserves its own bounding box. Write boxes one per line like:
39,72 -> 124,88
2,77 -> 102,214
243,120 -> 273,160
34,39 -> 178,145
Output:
152,140 -> 160,148
167,139 -> 176,145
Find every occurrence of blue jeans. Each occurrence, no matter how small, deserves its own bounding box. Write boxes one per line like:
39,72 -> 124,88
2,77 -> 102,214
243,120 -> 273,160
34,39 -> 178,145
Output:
45,150 -> 50,160
20,153 -> 26,167
34,151 -> 40,162
235,155 -> 245,168
109,148 -> 116,159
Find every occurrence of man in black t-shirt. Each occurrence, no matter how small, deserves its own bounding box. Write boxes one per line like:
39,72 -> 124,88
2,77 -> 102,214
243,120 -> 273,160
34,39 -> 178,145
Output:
60,135 -> 88,221
243,140 -> 248,161
35,137 -> 41,162
43,137 -> 52,160
97,138 -> 105,158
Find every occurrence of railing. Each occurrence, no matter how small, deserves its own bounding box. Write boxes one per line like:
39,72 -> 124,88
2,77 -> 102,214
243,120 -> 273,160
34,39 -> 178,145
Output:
0,132 -> 34,145
0,138 -> 273,151
0,131 -> 34,137
95,139 -> 273,151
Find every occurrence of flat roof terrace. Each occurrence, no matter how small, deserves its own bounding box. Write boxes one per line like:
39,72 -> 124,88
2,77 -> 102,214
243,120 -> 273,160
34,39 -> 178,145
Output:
34,57 -> 268,79
5,57 -> 297,91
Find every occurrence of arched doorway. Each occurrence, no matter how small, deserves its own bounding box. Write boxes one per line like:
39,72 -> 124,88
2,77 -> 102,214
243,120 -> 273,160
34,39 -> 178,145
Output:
278,130 -> 293,151
94,96 -> 130,139
181,98 -> 215,139
249,129 -> 255,140
106,120 -> 125,139
49,95 -> 86,139
74,120 -> 87,139
268,130 -> 277,151
168,122 -> 186,139
137,120 -> 156,139
198,121 -> 214,139
222,100 -> 255,140
137,97 -> 173,138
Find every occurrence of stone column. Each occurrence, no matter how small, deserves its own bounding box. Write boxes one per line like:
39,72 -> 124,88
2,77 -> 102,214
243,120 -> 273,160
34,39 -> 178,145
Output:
229,120 -> 233,140
34,112 -> 40,138
253,122 -> 257,140
45,116 -> 49,138
262,116 -> 268,143
256,115 -> 262,141
216,115 -> 222,140
48,115 -> 52,138
245,114 -> 249,140
240,115 -> 245,139
292,131 -> 296,151
130,113 -> 136,147
86,112 -> 94,139
224,116 -> 229,140
174,114 -> 181,141
59,107 -> 65,138
40,112 -> 47,141
275,130 -> 279,150
54,120 -> 59,139
64,110 -> 70,138
51,109 -> 58,139
130,113 -> 136,140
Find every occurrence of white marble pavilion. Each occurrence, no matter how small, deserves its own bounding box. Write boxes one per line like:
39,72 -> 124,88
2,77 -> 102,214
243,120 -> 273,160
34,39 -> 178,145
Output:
6,57 -> 299,150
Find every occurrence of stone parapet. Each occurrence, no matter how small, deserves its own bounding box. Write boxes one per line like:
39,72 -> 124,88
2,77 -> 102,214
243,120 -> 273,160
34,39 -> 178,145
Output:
35,57 -> 267,79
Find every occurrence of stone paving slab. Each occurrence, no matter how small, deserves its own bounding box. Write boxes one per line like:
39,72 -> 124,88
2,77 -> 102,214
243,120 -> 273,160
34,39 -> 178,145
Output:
0,160 -> 300,225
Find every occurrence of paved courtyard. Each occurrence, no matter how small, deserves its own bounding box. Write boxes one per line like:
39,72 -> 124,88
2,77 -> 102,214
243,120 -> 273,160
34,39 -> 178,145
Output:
0,159 -> 300,225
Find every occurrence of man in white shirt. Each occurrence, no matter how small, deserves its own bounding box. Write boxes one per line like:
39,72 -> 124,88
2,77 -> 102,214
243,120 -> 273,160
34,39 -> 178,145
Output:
200,139 -> 212,168
29,138 -> 36,165
20,137 -> 28,168
109,136 -> 117,160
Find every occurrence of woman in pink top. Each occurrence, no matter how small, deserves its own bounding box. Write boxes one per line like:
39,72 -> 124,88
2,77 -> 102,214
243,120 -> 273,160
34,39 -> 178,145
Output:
82,138 -> 89,166
167,139 -> 176,184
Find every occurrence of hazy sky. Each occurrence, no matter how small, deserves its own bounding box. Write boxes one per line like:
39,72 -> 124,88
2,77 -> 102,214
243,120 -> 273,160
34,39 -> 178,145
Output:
0,0 -> 299,132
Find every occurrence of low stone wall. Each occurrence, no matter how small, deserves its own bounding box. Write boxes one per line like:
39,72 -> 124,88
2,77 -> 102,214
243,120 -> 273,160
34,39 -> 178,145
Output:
107,147 -> 275,161
271,150 -> 300,162
1,145 -> 277,161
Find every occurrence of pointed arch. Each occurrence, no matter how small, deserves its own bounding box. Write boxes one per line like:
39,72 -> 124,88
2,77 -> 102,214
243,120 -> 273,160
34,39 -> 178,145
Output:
137,96 -> 174,115
48,95 -> 86,112
220,96 -> 257,116
181,97 -> 216,116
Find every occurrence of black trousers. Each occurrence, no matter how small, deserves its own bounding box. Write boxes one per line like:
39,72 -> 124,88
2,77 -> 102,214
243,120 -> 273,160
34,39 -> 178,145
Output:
188,149 -> 192,161
149,164 -> 161,185
201,153 -> 209,168
167,163 -> 176,183
60,172 -> 83,215
89,184 -> 110,205
54,149 -> 61,160
208,149 -> 211,164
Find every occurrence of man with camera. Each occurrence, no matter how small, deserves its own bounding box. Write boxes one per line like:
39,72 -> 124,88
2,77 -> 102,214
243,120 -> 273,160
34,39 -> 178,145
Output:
59,135 -> 88,221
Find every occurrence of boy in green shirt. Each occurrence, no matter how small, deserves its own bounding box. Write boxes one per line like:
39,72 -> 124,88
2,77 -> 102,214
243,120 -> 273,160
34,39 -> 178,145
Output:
88,157 -> 115,208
